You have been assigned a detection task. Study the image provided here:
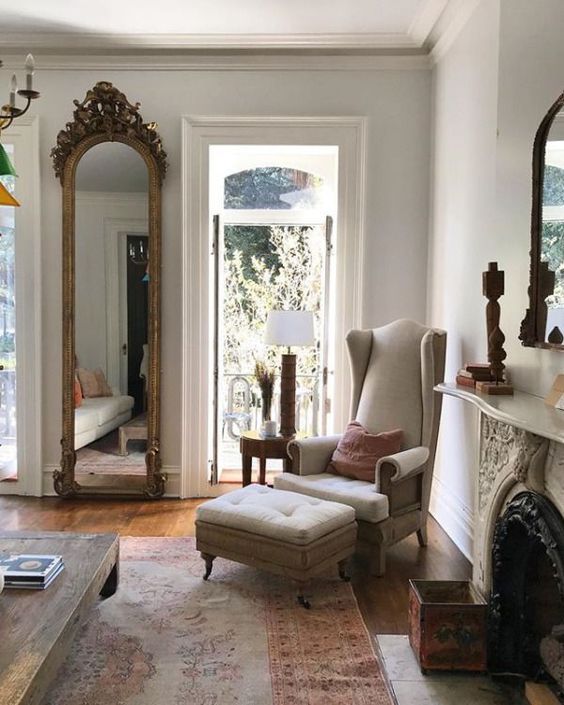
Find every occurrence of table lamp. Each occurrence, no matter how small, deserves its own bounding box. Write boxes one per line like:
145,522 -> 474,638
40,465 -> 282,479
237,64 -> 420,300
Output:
265,310 -> 315,437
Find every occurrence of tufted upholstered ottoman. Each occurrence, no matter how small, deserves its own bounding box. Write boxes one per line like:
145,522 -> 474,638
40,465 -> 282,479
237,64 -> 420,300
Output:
195,485 -> 357,607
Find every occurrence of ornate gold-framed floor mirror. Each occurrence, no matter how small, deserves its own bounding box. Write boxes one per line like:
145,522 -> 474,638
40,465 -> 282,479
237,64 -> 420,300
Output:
520,90 -> 564,350
51,82 -> 167,497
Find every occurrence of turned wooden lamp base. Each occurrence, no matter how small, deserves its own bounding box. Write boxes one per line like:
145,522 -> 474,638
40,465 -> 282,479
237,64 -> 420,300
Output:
475,380 -> 514,395
279,352 -> 297,438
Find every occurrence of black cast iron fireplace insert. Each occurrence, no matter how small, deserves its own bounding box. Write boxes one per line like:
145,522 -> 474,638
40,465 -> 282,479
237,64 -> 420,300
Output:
489,491 -> 564,684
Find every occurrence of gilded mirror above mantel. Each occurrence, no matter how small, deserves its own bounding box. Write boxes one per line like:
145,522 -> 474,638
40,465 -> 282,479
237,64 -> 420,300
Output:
51,81 -> 168,497
521,90 -> 564,349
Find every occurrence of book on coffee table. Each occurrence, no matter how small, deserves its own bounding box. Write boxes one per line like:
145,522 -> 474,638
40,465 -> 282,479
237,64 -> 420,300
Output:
0,554 -> 64,589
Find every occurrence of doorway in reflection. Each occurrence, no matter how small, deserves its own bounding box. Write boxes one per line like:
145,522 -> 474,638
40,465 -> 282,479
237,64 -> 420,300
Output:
74,142 -> 149,476
543,135 -> 564,342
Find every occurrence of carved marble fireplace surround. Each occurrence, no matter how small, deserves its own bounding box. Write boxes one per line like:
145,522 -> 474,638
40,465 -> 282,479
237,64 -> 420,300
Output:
437,383 -> 564,595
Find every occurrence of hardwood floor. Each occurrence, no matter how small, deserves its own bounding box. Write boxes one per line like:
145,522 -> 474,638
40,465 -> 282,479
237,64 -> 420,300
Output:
0,492 -> 471,635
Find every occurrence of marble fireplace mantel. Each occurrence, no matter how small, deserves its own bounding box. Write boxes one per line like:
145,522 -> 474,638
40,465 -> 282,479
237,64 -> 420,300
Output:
436,383 -> 564,443
435,382 -> 564,594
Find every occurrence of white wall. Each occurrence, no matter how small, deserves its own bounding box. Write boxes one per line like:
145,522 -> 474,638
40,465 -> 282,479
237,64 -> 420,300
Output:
428,0 -> 501,558
428,0 -> 564,558
0,62 -> 432,491
495,0 -> 564,393
75,192 -> 147,376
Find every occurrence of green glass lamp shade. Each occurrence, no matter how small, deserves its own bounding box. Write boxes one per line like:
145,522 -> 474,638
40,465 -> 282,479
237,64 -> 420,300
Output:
0,144 -> 17,177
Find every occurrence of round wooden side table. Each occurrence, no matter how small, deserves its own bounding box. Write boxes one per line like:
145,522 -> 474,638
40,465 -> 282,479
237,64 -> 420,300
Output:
239,430 -> 301,486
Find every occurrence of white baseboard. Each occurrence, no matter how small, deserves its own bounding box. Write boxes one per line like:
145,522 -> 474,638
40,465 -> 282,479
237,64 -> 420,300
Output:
42,465 -> 181,497
429,475 -> 474,562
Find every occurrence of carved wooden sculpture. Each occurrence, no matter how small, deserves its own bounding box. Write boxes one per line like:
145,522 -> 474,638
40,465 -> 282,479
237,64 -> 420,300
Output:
476,262 -> 514,395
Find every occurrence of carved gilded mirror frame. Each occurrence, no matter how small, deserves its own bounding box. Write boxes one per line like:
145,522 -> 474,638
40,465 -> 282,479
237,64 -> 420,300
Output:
51,82 -> 168,497
520,90 -> 564,349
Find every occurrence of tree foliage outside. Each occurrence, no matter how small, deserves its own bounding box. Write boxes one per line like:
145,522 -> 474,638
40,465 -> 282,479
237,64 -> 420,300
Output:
0,175 -> 16,369
544,164 -> 564,207
224,167 -> 324,210
222,225 -> 323,380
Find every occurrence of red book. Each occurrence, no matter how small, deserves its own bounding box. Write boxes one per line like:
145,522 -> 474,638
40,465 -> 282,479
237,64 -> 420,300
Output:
456,374 -> 476,389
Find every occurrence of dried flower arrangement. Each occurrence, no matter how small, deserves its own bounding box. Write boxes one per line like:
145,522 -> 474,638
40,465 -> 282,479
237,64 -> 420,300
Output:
255,360 -> 275,421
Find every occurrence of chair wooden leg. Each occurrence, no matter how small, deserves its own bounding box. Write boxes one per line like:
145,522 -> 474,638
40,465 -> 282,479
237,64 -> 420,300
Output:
295,580 -> 311,609
417,524 -> 428,547
338,559 -> 351,582
369,544 -> 386,577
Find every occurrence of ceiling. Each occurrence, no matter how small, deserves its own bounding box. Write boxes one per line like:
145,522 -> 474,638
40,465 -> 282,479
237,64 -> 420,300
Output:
0,0 -> 450,52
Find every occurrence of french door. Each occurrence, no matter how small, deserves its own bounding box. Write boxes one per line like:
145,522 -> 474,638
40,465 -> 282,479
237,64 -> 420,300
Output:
210,213 -> 334,484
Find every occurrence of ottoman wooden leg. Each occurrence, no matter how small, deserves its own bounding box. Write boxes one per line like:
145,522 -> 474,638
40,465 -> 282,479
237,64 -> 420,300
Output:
338,559 -> 351,582
201,553 -> 216,581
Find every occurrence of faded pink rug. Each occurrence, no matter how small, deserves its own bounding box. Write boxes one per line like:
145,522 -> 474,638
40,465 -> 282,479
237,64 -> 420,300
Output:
42,537 -> 393,705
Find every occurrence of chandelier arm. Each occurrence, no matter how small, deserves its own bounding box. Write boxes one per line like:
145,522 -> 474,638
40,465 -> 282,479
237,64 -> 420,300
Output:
0,115 -> 15,131
0,96 -> 33,130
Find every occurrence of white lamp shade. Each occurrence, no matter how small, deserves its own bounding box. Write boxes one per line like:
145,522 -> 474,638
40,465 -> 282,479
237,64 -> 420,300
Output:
264,310 -> 315,347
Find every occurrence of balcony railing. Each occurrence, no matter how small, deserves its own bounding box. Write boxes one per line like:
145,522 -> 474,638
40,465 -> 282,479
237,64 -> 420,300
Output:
222,372 -> 319,440
0,368 -> 15,438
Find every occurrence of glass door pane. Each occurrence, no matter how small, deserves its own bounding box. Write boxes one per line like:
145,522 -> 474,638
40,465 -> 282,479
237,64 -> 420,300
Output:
0,145 -> 17,481
216,223 -> 325,483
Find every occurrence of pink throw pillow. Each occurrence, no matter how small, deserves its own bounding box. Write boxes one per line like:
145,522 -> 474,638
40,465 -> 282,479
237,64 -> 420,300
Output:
74,376 -> 83,408
77,367 -> 113,398
94,368 -> 113,397
327,421 -> 402,482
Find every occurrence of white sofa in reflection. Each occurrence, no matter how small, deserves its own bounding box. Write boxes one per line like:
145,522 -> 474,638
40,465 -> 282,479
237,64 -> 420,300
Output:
75,390 -> 134,450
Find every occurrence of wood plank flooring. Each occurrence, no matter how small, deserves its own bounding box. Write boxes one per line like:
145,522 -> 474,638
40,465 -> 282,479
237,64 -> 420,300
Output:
0,493 -> 471,635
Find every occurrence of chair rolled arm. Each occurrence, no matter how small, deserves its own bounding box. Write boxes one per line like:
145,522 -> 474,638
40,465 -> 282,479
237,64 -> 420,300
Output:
374,446 -> 430,492
287,435 -> 341,476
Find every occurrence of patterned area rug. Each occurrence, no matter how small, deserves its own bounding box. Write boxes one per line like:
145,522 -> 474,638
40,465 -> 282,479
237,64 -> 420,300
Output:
76,430 -> 146,475
42,537 -> 393,705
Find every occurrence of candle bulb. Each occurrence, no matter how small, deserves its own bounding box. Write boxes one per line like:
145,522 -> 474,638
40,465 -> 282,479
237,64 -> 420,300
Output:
9,75 -> 17,107
25,54 -> 35,91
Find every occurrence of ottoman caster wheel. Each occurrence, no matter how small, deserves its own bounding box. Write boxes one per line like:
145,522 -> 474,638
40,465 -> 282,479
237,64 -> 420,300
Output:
297,595 -> 311,609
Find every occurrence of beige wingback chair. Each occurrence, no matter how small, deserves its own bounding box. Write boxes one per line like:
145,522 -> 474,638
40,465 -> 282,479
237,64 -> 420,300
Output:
273,319 -> 446,576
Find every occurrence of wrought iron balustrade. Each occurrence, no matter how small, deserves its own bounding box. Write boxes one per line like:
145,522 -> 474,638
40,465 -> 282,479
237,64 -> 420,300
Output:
222,372 -> 319,440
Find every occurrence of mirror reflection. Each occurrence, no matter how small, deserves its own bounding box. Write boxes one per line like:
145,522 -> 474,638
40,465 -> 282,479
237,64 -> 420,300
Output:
74,142 -> 149,476
542,109 -> 564,343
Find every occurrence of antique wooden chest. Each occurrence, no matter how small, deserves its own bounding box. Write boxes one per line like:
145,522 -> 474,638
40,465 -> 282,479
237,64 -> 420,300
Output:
408,580 -> 487,673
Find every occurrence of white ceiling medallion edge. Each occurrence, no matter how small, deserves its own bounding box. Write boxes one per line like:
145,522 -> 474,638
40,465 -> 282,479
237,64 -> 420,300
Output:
0,54 -> 431,72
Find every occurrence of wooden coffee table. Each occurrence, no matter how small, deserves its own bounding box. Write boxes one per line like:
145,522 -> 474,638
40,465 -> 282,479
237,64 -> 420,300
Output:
119,412 -> 147,456
0,531 -> 119,705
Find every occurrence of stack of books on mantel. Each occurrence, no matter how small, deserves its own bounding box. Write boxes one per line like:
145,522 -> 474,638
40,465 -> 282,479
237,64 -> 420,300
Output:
0,554 -> 64,590
456,363 -> 494,389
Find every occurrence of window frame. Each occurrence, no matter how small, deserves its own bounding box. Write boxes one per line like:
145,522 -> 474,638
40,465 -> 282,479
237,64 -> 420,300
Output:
0,117 -> 42,496
182,116 -> 366,499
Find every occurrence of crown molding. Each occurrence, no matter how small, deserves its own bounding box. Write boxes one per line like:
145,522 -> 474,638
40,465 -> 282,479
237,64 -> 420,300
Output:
0,31 -> 420,52
0,53 -> 431,72
0,2 -> 480,66
430,0 -> 483,63
408,0 -> 449,46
